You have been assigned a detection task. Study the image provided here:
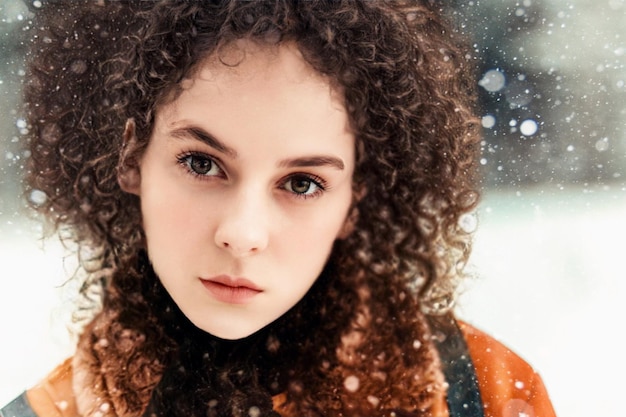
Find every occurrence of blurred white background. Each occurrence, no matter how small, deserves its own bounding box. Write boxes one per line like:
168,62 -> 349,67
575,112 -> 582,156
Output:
459,186 -> 626,417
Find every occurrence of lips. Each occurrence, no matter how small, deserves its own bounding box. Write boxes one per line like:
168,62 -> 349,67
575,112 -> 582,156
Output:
200,275 -> 262,304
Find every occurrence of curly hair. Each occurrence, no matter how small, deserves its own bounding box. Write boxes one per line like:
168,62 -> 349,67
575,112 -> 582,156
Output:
23,1 -> 480,416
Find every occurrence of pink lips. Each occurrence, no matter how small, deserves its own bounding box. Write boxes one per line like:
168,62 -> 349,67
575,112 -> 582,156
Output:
200,275 -> 262,304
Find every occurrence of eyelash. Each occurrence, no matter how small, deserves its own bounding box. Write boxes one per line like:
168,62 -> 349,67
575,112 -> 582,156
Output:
284,173 -> 327,200
175,151 -> 328,200
176,151 -> 225,179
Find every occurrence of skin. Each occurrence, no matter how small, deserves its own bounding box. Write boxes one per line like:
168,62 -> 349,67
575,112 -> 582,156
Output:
124,41 -> 356,340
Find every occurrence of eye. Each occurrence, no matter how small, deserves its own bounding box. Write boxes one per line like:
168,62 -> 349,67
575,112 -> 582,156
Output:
178,152 -> 223,178
283,174 -> 326,198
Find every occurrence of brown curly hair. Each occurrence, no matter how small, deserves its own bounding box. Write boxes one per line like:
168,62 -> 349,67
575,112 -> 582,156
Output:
23,1 -> 480,416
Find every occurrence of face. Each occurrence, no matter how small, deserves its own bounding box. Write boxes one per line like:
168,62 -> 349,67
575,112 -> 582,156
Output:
129,41 -> 355,340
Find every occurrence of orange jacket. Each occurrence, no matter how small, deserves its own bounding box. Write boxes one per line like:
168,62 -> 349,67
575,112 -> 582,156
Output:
459,322 -> 556,417
11,322 -> 556,417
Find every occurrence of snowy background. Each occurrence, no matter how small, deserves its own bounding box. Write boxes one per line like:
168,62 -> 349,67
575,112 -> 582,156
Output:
1,1 -> 625,416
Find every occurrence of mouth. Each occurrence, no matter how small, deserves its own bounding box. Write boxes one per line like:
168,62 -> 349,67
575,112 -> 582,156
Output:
200,275 -> 262,304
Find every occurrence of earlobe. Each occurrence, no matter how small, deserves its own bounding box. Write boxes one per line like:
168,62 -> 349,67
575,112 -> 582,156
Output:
338,205 -> 359,239
117,118 -> 142,195
338,186 -> 366,239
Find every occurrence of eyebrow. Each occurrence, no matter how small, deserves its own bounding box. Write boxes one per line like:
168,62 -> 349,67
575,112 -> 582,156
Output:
169,124 -> 344,170
278,156 -> 345,171
169,126 -> 238,158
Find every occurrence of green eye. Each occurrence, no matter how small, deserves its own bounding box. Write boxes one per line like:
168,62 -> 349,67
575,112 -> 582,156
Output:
283,174 -> 325,198
182,154 -> 221,177
187,155 -> 213,175
289,177 -> 314,194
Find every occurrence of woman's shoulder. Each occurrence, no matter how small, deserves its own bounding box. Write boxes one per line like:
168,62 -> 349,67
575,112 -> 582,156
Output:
21,358 -> 77,417
458,320 -> 557,417
6,322 -> 556,417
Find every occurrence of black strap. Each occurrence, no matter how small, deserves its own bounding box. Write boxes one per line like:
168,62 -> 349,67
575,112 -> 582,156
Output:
0,392 -> 38,417
428,314 -> 485,417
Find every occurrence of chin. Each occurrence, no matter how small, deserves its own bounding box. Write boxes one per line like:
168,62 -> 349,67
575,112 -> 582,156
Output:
195,320 -> 266,341
211,331 -> 254,341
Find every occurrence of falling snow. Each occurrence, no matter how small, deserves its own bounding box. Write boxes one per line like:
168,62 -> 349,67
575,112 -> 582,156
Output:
343,375 -> 360,392
519,119 -> 538,136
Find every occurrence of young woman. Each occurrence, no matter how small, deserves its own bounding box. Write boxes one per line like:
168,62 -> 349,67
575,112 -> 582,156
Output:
2,1 -> 556,417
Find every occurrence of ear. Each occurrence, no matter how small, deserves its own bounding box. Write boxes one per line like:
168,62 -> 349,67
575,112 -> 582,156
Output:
338,186 -> 367,239
117,118 -> 142,195
338,205 -> 359,239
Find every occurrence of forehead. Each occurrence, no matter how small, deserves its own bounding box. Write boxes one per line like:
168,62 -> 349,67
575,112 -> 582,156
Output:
184,40 -> 335,96
160,40 -> 349,134
153,39 -> 355,161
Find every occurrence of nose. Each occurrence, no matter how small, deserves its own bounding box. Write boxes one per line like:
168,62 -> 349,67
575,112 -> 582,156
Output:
214,189 -> 270,257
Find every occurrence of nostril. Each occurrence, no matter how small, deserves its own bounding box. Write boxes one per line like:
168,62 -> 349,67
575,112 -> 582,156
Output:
215,224 -> 268,255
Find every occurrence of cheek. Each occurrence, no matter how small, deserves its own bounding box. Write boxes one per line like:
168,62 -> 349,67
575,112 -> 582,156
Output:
282,206 -> 348,264
140,176 -> 205,250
